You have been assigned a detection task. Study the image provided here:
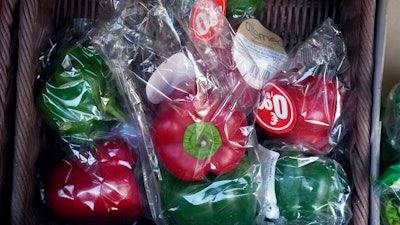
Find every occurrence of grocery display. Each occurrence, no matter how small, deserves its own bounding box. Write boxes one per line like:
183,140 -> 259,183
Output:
32,1 -> 357,224
3,0 -> 378,225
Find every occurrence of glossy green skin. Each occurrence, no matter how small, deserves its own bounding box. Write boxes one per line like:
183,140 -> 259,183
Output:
226,0 -> 264,19
378,163 -> 400,225
275,153 -> 351,224
38,45 -> 125,143
160,155 -> 257,225
385,198 -> 400,225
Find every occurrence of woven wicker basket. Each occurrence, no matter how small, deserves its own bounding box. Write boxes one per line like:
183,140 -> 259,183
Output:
7,0 -> 377,224
0,0 -> 18,224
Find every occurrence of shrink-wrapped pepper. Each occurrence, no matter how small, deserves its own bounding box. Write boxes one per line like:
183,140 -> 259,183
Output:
38,44 -> 125,143
275,152 -> 351,224
159,155 -> 258,225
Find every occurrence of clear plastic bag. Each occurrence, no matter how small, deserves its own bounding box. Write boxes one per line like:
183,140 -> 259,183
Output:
382,83 -> 400,152
39,135 -> 150,225
376,84 -> 400,225
375,162 -> 400,225
256,18 -> 353,154
268,147 -> 352,224
224,0 -> 265,30
35,20 -> 127,144
89,0 -> 271,224
35,19 -> 153,225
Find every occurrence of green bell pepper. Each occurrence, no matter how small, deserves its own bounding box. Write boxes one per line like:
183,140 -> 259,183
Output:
159,155 -> 258,225
376,162 -> 400,225
275,152 -> 351,224
385,198 -> 400,225
38,44 -> 125,143
226,0 -> 264,20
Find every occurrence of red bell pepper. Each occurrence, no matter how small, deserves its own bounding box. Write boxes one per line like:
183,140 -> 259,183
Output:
257,74 -> 340,152
151,90 -> 248,181
45,138 -> 145,225
276,76 -> 338,151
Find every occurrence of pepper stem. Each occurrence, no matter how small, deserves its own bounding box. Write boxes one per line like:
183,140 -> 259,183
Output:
183,122 -> 222,160
105,97 -> 127,123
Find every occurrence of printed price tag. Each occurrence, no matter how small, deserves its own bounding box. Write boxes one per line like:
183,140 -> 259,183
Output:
256,82 -> 297,134
214,0 -> 226,16
190,0 -> 224,42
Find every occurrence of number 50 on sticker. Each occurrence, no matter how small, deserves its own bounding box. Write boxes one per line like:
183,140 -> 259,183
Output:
256,82 -> 297,134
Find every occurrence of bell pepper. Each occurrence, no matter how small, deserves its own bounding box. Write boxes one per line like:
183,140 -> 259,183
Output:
45,138 -> 145,225
160,155 -> 258,225
257,75 -> 340,153
376,161 -> 400,225
382,82 -> 400,152
385,198 -> 400,225
275,152 -> 351,224
225,0 -> 264,30
226,0 -> 264,20
38,44 -> 125,143
151,90 -> 248,181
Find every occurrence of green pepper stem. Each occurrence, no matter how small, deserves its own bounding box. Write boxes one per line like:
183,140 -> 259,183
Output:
183,122 -> 222,160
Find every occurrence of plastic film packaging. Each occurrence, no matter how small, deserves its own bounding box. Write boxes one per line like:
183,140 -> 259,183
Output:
224,0 -> 265,30
270,147 -> 352,224
34,19 -> 153,225
376,83 -> 400,225
375,162 -> 400,225
35,19 -> 126,144
88,0 -> 274,224
383,83 -> 400,152
256,18 -> 353,154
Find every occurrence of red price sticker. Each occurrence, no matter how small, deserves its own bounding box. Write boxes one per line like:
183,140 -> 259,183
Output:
214,0 -> 226,16
256,82 -> 297,134
190,0 -> 224,42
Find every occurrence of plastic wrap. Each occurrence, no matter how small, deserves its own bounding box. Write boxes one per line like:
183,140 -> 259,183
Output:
40,136 -> 149,225
379,83 -> 400,174
224,0 -> 265,30
266,147 -> 352,224
159,155 -> 258,225
376,162 -> 400,225
256,19 -> 352,154
89,0 -> 269,224
35,20 -> 152,225
383,83 -> 400,152
35,20 -> 126,144
376,83 -> 400,225
33,2 -> 354,225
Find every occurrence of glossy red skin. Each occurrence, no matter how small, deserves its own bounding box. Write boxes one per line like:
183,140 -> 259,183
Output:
45,139 -> 145,225
266,76 -> 339,152
151,92 -> 248,181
